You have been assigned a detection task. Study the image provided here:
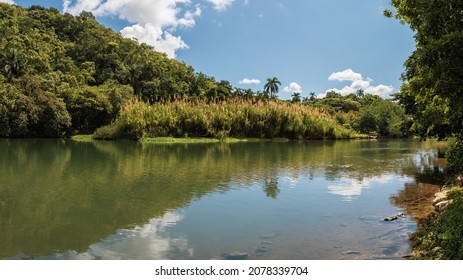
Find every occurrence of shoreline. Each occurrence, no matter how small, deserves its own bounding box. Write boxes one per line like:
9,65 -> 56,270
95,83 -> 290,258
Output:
70,134 -> 370,143
407,184 -> 463,259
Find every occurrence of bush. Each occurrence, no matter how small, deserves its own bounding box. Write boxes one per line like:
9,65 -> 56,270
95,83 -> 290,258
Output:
445,137 -> 463,179
93,98 -> 358,140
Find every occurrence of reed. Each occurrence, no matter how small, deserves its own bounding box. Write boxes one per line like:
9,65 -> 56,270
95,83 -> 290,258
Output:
93,98 -> 358,140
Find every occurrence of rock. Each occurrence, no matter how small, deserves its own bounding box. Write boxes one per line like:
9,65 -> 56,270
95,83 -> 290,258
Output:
384,216 -> 398,222
457,176 -> 463,187
397,212 -> 406,218
432,190 -> 450,206
435,200 -> 452,212
341,250 -> 361,255
255,246 -> 271,254
224,252 -> 249,260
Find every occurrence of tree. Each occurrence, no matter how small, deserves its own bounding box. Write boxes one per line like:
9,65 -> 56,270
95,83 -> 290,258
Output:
389,0 -> 463,140
357,99 -> 408,137
309,92 -> 316,100
325,90 -> 342,99
291,92 -> 301,103
356,89 -> 365,98
264,77 -> 281,99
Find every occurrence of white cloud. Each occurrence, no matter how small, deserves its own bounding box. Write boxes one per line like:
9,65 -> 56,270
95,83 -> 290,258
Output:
239,78 -> 260,85
208,0 -> 235,11
0,0 -> 15,3
283,82 -> 303,93
365,84 -> 394,96
328,69 -> 363,82
63,0 -> 201,58
326,69 -> 394,98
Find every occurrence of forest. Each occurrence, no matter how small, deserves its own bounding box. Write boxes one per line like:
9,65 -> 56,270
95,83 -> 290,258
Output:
0,3 -> 408,140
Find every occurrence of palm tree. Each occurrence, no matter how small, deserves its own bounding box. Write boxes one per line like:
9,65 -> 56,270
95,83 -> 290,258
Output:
309,92 -> 316,100
291,92 -> 301,103
264,77 -> 281,99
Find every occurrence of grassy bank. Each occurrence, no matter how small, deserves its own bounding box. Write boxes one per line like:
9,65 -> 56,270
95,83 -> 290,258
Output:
93,99 -> 360,141
410,186 -> 463,259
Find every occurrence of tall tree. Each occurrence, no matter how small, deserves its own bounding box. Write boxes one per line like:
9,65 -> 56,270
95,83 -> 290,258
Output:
309,92 -> 316,100
264,77 -> 281,99
291,92 -> 301,103
388,0 -> 463,139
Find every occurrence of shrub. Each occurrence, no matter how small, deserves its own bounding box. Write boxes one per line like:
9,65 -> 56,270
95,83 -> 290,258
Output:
93,98 -> 358,140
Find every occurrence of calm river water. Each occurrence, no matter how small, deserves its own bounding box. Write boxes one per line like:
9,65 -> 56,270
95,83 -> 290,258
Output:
0,139 -> 446,260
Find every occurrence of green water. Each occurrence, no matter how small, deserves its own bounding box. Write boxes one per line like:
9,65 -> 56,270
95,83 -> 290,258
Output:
0,139 -> 445,259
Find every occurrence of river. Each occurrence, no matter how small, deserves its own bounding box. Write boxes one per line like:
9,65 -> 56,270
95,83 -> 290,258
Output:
0,138 -> 446,259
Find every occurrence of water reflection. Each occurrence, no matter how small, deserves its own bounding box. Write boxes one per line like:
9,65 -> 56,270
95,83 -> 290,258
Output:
328,175 -> 397,202
0,139 -> 447,259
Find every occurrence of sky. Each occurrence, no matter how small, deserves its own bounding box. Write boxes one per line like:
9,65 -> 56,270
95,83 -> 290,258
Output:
3,0 -> 416,100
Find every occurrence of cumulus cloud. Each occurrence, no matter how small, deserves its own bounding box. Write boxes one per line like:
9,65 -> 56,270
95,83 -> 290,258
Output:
326,69 -> 394,98
239,78 -> 260,85
283,82 -> 303,93
63,0 -> 201,58
208,0 -> 235,11
0,0 -> 15,3
328,68 -> 363,82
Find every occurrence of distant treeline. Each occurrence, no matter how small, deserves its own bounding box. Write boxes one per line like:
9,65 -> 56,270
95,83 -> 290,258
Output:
0,3 -> 409,139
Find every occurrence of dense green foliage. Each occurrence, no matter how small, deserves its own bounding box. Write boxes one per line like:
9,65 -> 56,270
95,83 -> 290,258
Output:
411,187 -> 463,259
305,93 -> 409,137
0,4 -> 238,136
94,98 -> 357,140
389,0 -> 463,140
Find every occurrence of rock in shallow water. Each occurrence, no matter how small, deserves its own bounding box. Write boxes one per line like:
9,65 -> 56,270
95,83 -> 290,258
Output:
224,252 -> 249,260
341,250 -> 361,255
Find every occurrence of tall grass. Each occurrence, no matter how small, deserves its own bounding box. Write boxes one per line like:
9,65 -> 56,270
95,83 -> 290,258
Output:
93,98 -> 358,140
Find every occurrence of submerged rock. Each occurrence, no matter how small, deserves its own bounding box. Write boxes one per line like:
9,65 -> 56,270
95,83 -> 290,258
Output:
341,250 -> 361,255
223,252 -> 249,260
255,246 -> 271,255
384,216 -> 398,222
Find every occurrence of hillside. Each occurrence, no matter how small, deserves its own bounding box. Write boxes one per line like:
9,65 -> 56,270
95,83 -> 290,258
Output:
0,3 -> 237,137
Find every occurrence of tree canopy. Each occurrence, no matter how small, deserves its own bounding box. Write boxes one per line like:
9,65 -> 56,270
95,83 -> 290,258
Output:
389,0 -> 463,139
264,77 -> 281,99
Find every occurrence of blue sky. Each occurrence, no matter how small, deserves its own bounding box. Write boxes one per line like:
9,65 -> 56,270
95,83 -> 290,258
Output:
4,0 -> 415,100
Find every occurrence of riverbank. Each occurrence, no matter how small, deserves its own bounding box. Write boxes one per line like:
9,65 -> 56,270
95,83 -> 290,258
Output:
408,185 -> 463,259
71,135 -> 295,143
71,134 -> 369,143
